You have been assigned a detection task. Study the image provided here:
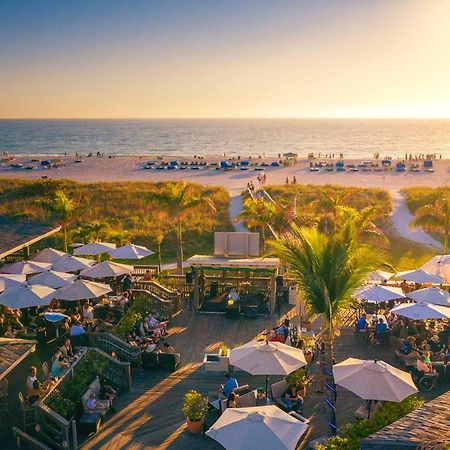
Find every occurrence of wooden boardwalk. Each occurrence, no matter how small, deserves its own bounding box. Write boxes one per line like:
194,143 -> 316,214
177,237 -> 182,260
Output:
81,310 -> 416,450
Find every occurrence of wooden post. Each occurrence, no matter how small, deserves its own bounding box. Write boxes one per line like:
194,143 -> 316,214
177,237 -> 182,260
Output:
193,269 -> 200,311
269,272 -> 276,315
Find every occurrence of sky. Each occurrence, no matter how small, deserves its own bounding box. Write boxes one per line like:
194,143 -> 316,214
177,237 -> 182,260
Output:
1,0 -> 450,119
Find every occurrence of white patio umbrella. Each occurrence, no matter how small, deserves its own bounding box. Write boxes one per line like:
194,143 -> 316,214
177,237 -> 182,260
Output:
108,244 -> 154,260
395,269 -> 443,284
230,340 -> 307,396
408,287 -> 450,307
51,255 -> 95,273
80,261 -> 133,279
333,358 -> 417,417
0,274 -> 26,292
366,270 -> 394,284
0,260 -> 52,275
28,270 -> 77,289
390,302 -> 450,320
0,284 -> 56,309
55,279 -> 112,301
73,242 -> 116,256
205,405 -> 308,450
354,285 -> 405,303
30,248 -> 68,264
421,255 -> 450,284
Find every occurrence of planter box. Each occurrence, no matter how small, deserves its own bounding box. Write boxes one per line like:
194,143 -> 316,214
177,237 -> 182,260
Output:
203,353 -> 229,372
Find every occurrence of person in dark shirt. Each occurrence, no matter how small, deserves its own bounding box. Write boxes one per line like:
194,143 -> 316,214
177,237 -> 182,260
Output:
282,384 -> 303,412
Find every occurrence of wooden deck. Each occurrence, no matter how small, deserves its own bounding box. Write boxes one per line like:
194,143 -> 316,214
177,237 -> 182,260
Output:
81,309 -> 423,450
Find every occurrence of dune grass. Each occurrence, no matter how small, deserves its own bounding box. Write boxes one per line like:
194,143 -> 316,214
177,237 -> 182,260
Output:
0,178 -> 232,260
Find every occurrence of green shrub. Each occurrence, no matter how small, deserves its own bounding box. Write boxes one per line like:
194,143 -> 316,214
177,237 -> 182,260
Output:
112,296 -> 149,339
45,390 -> 77,420
315,396 -> 425,450
182,390 -> 209,422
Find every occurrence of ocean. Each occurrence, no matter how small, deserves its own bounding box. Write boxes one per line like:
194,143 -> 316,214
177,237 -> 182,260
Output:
1,119 -> 450,159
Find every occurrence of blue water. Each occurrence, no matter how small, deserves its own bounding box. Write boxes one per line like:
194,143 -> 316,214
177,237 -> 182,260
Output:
1,119 -> 450,159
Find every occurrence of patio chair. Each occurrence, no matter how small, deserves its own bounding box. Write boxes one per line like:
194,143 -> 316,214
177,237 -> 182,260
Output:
42,362 -> 50,379
18,392 -> 36,430
0,378 -> 9,415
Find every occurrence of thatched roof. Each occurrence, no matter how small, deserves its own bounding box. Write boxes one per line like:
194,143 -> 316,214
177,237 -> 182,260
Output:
360,392 -> 450,449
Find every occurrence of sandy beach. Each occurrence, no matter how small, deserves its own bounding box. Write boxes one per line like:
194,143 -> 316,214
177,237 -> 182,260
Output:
0,155 -> 448,195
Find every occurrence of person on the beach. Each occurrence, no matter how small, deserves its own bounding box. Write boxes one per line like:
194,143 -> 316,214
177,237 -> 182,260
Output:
292,176 -> 297,184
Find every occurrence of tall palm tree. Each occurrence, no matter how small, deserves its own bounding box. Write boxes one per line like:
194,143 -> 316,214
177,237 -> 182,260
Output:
270,220 -> 382,435
146,183 -> 216,274
413,198 -> 450,253
40,190 -> 76,252
71,221 -> 110,243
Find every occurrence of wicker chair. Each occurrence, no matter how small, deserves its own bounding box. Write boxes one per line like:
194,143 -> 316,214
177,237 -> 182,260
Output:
42,362 -> 50,379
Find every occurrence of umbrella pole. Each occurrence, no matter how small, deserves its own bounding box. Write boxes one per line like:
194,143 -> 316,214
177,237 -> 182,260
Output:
367,400 -> 372,419
265,374 -> 269,402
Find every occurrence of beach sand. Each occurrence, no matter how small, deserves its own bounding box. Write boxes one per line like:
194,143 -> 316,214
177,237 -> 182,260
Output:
0,155 -> 448,195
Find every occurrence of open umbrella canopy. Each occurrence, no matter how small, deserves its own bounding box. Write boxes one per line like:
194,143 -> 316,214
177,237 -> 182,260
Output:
0,284 -> 55,309
51,255 -> 95,273
230,340 -> 306,376
44,312 -> 69,323
333,358 -> 417,402
390,302 -> 450,320
73,242 -> 116,256
283,152 -> 298,158
55,279 -> 112,301
28,270 -> 77,289
395,269 -> 443,284
421,255 -> 450,284
407,287 -> 450,307
366,270 -> 394,284
0,260 -> 52,275
108,244 -> 154,260
80,261 -> 133,279
354,285 -> 405,303
30,248 -> 68,264
205,405 -> 308,450
0,274 -> 26,292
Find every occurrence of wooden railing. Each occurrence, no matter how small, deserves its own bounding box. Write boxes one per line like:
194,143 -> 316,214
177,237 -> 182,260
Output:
133,265 -> 160,277
35,348 -> 131,450
133,280 -> 182,316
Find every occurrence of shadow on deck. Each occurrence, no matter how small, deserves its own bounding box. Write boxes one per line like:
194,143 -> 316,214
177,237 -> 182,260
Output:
81,310 -> 431,450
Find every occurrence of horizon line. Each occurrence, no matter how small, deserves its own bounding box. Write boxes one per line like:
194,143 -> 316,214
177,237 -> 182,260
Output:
2,116 -> 450,120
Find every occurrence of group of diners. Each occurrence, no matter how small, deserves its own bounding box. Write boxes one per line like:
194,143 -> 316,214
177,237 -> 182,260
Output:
125,313 -> 171,352
265,318 -> 291,343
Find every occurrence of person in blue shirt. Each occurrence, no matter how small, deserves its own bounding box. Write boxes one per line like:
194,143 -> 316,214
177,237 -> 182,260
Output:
356,314 -> 368,333
221,373 -> 238,397
375,318 -> 388,345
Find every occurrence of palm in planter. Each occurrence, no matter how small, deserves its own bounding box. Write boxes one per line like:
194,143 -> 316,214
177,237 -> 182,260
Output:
183,390 -> 209,433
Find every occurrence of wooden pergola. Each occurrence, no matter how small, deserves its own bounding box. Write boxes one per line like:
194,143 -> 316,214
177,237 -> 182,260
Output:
186,255 -> 281,314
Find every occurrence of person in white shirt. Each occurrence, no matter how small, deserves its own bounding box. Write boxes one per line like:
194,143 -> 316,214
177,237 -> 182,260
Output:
82,303 -> 94,322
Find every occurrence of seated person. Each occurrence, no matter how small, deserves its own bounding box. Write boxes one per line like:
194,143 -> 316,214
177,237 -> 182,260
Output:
59,318 -> 71,334
82,302 -> 94,322
429,335 -> 445,360
51,354 -> 68,377
356,314 -> 368,333
4,324 -> 16,339
226,392 -> 239,408
142,270 -> 152,281
271,329 -> 285,343
375,318 -> 388,344
63,338 -> 74,358
27,379 -> 48,405
118,292 -> 130,308
255,388 -> 267,406
399,336 -> 420,357
70,321 -> 86,337
101,314 -> 115,329
162,342 -> 176,353
86,392 -> 108,414
126,334 -> 138,347
282,384 -> 303,412
99,378 -> 117,409
69,307 -> 81,323
416,353 -> 439,377
221,373 -> 238,398
26,366 -> 38,396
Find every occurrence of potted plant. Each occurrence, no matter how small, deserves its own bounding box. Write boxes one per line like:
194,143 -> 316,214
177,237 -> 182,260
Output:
219,345 -> 229,357
182,390 -> 209,433
286,368 -> 312,398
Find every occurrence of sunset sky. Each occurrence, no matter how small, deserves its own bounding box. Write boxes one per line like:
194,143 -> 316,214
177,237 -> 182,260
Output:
1,0 -> 450,119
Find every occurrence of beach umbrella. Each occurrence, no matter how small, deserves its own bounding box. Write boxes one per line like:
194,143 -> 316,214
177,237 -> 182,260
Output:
0,284 -> 55,309
28,270 -> 77,289
366,270 -> 394,284
395,269 -> 443,284
230,340 -> 307,396
0,260 -> 52,275
51,255 -> 95,273
108,244 -> 154,260
407,287 -> 450,307
421,255 -> 450,284
73,242 -> 116,256
80,261 -> 133,279
205,405 -> 308,450
354,285 -> 405,303
55,279 -> 112,301
0,274 -> 26,292
282,152 -> 298,159
333,358 -> 417,416
30,248 -> 68,264
44,311 -> 69,338
390,302 -> 450,320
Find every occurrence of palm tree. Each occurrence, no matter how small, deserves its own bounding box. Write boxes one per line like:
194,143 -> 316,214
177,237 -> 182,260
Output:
71,221 -> 110,243
238,197 -> 278,246
313,191 -> 347,233
146,183 -> 216,274
413,198 -> 450,253
40,190 -> 76,252
108,229 -> 131,246
270,220 -> 382,435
